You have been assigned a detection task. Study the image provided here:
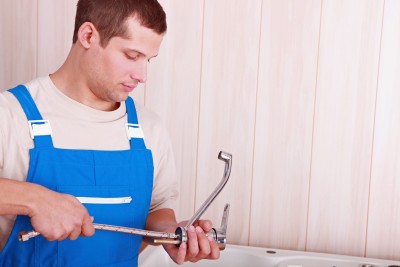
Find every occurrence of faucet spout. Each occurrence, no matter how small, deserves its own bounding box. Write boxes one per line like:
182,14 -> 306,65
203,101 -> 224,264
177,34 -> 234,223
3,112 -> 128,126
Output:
185,151 -> 232,228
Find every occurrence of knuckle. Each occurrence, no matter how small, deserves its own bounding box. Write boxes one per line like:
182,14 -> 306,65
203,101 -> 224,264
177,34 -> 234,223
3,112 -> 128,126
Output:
69,234 -> 78,240
209,247 -> 219,259
46,234 -> 56,242
202,246 -> 211,256
188,247 -> 199,258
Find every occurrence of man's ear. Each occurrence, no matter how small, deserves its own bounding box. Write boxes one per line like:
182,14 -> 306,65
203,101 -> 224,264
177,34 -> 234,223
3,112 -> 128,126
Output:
77,22 -> 98,48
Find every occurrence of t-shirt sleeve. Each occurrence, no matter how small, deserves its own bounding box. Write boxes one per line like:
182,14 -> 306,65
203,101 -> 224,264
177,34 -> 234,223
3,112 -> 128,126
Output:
138,107 -> 179,212
0,125 -> 4,171
0,104 -> 7,171
150,133 -> 179,212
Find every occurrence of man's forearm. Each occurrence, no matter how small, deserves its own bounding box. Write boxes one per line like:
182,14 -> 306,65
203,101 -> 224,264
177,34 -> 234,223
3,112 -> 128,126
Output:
145,208 -> 177,233
0,177 -> 35,216
143,208 -> 179,246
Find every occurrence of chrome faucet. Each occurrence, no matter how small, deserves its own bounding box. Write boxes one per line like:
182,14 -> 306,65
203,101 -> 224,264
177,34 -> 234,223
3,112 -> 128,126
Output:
173,151 -> 232,249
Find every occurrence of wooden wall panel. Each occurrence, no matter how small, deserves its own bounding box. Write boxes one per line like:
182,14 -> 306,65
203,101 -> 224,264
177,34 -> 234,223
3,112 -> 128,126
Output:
366,0 -> 400,261
37,0 -> 78,76
2,0 -> 400,260
144,0 -> 204,220
249,0 -> 321,250
306,0 -> 384,256
196,0 -> 262,244
0,1 -> 38,91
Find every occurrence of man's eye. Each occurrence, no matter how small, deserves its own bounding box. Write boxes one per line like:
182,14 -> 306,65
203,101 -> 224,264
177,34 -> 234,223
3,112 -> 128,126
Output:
126,54 -> 139,61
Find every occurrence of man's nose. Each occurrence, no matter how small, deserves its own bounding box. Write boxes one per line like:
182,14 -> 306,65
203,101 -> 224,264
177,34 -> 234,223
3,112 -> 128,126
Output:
131,60 -> 147,83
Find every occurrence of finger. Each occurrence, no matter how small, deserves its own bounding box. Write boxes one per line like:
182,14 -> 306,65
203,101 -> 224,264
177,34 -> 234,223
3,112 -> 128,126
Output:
186,225 -> 199,259
174,241 -> 187,265
68,227 -> 82,240
195,226 -> 211,259
45,234 -> 58,242
56,231 -> 70,241
81,215 -> 95,237
197,220 -> 212,232
47,227 -> 69,241
207,236 -> 220,259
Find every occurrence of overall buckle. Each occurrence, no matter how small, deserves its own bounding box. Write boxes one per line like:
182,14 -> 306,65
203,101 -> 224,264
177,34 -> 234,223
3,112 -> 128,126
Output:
28,120 -> 52,139
125,123 -> 145,140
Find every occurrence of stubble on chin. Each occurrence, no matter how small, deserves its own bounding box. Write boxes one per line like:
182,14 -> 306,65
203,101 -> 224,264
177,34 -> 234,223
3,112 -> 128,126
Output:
104,86 -> 129,103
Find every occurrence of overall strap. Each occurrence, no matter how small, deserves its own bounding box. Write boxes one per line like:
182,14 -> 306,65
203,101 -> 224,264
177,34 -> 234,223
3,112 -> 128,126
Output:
8,85 -> 54,148
125,96 -> 146,149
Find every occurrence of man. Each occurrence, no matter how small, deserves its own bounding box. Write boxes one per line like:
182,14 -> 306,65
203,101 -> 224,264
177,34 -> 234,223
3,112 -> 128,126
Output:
0,0 -> 219,266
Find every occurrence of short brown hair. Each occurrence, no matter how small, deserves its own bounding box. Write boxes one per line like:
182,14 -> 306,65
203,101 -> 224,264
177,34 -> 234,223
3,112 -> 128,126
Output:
72,0 -> 167,47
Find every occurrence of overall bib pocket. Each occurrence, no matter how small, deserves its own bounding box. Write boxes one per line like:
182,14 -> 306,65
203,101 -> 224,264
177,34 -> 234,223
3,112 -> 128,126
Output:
54,185 -> 140,267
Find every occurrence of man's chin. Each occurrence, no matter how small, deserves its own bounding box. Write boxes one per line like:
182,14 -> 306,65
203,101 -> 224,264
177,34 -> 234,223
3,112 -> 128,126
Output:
109,91 -> 130,103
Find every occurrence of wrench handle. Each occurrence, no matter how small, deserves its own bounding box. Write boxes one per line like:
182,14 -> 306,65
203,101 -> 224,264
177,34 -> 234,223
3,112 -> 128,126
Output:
19,223 -> 178,242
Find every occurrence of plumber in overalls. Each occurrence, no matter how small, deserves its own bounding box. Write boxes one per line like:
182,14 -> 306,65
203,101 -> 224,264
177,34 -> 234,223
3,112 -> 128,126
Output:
0,0 -> 220,266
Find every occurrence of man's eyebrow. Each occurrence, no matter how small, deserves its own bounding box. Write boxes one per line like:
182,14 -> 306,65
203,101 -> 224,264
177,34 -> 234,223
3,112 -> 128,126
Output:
125,49 -> 158,59
125,48 -> 144,55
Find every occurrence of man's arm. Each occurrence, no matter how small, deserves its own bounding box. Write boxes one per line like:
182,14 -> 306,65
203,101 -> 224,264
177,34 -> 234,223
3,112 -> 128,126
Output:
145,208 -> 220,264
0,177 -> 94,241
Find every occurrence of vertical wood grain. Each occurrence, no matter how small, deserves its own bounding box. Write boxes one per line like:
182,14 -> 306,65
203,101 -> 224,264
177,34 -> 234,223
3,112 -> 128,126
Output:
144,0 -> 204,220
249,0 -> 321,250
37,0 -> 78,76
2,0 -> 400,260
366,0 -> 400,261
0,1 -> 38,90
196,0 -> 262,244
306,0 -> 384,256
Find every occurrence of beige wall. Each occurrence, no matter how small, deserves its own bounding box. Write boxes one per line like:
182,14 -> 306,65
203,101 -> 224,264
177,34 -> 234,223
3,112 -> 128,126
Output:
1,0 -> 399,261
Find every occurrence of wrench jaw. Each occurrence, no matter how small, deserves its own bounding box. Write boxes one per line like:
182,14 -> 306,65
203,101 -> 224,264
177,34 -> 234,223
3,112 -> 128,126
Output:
18,231 -> 29,242
18,230 -> 40,242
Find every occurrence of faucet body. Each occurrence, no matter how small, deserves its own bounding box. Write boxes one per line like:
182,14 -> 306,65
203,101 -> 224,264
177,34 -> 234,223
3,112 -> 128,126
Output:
175,151 -> 232,249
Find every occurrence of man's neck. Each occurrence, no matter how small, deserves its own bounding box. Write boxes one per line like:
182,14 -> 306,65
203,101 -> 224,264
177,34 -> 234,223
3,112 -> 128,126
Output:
50,55 -> 119,112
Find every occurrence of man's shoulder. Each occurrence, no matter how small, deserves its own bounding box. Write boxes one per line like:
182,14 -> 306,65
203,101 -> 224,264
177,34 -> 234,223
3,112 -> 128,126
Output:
24,76 -> 51,99
0,86 -> 24,117
132,100 -> 172,150
0,76 -> 48,102
0,83 -> 34,150
134,100 -> 164,128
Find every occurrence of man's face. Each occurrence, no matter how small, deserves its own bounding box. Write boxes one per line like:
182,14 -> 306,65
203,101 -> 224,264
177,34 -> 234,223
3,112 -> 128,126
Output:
86,16 -> 163,106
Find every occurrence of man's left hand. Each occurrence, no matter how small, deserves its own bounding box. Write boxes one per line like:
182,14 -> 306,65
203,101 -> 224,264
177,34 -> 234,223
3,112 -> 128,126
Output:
163,220 -> 220,264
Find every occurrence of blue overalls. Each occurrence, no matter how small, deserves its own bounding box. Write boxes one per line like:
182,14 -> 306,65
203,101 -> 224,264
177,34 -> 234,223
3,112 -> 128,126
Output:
0,85 -> 154,267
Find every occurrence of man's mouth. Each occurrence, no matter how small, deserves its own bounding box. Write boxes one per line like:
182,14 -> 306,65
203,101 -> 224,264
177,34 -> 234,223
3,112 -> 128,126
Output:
122,83 -> 137,92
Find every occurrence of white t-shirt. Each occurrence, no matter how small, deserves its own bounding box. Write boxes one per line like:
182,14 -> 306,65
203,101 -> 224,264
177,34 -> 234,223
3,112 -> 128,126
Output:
0,76 -> 178,250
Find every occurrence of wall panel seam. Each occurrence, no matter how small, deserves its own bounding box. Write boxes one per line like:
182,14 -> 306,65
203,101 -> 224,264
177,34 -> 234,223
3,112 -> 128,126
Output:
305,0 -> 324,252
194,0 -> 206,214
364,0 -> 386,258
248,0 -> 264,247
35,0 -> 39,78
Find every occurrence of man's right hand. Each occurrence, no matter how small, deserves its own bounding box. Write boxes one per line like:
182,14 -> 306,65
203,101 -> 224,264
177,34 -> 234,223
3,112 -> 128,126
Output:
28,184 -> 95,241
0,178 -> 94,241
